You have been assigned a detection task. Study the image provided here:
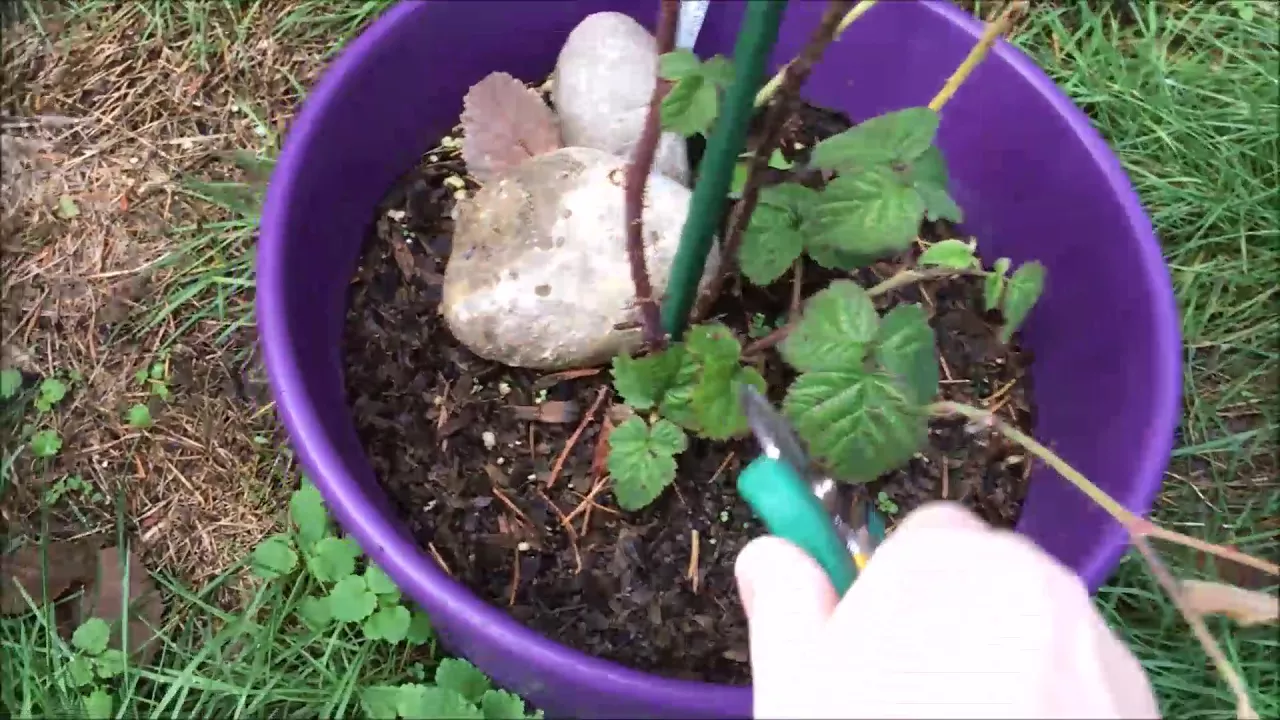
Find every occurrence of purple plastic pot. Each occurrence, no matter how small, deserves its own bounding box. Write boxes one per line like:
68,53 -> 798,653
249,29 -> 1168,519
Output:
258,1 -> 1181,717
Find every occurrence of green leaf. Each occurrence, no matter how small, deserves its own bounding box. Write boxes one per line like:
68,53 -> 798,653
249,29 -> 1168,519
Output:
729,161 -> 749,198
984,257 -> 1011,310
406,610 -> 434,645
361,686 -> 403,718
693,366 -> 766,440
297,595 -> 332,629
362,605 -> 411,643
915,182 -> 964,223
611,350 -> 682,410
905,145 -> 949,188
758,182 -> 817,214
327,575 -> 377,623
660,75 -> 717,136
83,688 -> 112,719
481,689 -> 532,720
0,368 -> 21,399
783,369 -> 928,480
807,167 -> 924,256
805,242 -> 880,272
125,404 -> 152,428
810,107 -> 940,171
57,195 -> 80,219
607,417 -> 687,511
917,239 -> 977,270
93,649 -> 127,679
37,378 -> 67,410
399,685 -> 484,719
656,349 -> 700,429
998,261 -> 1046,342
364,564 -> 399,596
67,656 -> 95,687
874,305 -> 939,405
702,55 -> 735,88
658,49 -> 701,80
780,281 -> 878,373
685,323 -> 741,370
289,481 -> 329,548
768,149 -> 793,170
72,618 -> 110,656
251,534 -> 298,580
435,657 -> 494,703
29,429 -> 62,458
307,536 -> 361,583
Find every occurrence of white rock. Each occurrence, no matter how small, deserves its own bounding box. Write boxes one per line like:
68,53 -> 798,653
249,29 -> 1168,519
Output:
443,147 -> 718,370
553,12 -> 691,186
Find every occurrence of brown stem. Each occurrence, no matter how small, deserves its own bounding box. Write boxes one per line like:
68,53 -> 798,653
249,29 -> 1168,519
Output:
1133,536 -> 1259,720
928,1 -> 1026,112
789,259 -> 805,320
625,0 -> 679,351
689,0 -> 856,324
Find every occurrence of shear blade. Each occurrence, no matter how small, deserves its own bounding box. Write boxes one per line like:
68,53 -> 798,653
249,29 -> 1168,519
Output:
739,385 -> 811,474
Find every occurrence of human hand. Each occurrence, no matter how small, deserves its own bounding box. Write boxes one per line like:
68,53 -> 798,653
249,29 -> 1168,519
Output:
735,502 -> 1160,719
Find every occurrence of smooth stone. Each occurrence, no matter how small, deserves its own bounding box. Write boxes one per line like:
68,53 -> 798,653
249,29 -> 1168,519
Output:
443,146 -> 718,370
553,11 -> 691,186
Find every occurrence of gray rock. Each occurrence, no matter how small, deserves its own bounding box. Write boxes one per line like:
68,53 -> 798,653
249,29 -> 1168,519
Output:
553,11 -> 691,186
443,146 -> 718,370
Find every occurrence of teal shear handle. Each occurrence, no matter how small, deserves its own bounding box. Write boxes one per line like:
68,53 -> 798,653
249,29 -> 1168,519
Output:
737,456 -> 858,596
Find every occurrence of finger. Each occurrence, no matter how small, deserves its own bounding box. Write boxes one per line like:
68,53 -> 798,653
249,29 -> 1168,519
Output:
735,536 -> 838,683
891,500 -> 990,536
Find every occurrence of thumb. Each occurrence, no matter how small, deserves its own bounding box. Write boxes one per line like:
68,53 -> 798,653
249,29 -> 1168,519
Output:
736,536 -> 838,683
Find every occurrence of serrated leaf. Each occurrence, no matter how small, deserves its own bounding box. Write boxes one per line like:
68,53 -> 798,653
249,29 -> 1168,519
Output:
290,481 -> 329,548
874,305 -> 939,405
399,684 -> 484,719
251,534 -> 298,580
30,429 -> 61,458
362,605 -> 411,643
685,324 -> 740,370
693,366 -> 767,440
125,404 -> 152,428
660,75 -> 717,137
461,72 -> 561,184
297,595 -> 332,629
702,55 -> 734,88
741,222 -> 803,286
917,239 -> 977,269
808,167 -> 924,256
38,378 -> 67,407
361,686 -> 403,718
656,350 -> 700,429
915,182 -> 963,223
0,368 -> 21,399
784,370 -> 928,480
658,49 -> 701,80
810,107 -> 940,171
805,242 -> 880,272
611,349 -> 683,410
780,281 -> 878,373
327,575 -> 377,623
83,688 -> 112,719
406,610 -> 434,645
999,261 -> 1046,342
72,618 -> 110,656
758,182 -> 817,214
481,689 -> 531,720
984,257 -> 1011,310
307,536 -> 361,583
435,658 -> 494,703
607,417 -> 687,511
93,649 -> 127,679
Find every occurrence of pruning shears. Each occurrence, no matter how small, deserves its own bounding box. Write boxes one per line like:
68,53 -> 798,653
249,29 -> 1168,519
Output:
737,385 -> 888,596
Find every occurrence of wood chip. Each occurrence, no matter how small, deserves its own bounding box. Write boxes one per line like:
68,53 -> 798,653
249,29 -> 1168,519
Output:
511,400 -> 580,424
531,367 -> 601,392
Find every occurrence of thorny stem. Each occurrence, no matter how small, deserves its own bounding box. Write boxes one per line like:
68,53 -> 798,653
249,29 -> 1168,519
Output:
930,400 -> 1274,718
690,0 -> 856,324
754,0 -> 879,108
625,0 -> 680,351
927,1 -> 1027,112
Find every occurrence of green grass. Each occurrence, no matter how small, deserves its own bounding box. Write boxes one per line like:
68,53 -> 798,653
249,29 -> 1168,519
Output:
3,0 -> 1278,717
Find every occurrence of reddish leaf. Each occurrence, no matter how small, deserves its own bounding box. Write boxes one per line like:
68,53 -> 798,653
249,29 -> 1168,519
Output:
461,72 -> 561,184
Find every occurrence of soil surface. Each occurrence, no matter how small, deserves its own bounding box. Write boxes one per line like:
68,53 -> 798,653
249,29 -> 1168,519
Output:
341,103 -> 1035,684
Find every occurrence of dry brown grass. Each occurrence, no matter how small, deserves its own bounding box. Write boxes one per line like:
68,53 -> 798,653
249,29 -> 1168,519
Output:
1,3 -> 344,587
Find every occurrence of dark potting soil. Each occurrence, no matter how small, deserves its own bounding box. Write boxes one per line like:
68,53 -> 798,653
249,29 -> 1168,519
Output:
341,102 -> 1036,684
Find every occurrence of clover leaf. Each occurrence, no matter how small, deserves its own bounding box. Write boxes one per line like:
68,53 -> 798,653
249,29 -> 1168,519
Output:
363,605 -> 411,643
72,618 -> 110,656
289,480 -> 329,549
327,575 -> 377,623
251,534 -> 298,580
307,536 -> 361,583
607,417 -> 687,511
481,689 -> 537,720
398,685 -> 483,719
435,658 -> 494,703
